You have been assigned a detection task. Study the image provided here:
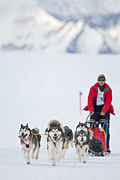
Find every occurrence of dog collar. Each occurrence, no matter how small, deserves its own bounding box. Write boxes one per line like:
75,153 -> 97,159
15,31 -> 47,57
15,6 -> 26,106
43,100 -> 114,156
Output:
26,144 -> 30,148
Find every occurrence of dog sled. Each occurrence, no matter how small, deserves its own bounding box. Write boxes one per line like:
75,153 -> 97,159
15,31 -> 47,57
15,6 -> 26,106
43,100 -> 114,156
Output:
86,114 -> 109,156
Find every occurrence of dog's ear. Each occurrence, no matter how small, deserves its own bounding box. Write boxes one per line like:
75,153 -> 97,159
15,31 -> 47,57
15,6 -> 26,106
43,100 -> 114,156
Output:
77,122 -> 81,128
58,123 -> 60,127
26,123 -> 28,127
84,122 -> 88,128
45,128 -> 48,134
21,124 -> 23,128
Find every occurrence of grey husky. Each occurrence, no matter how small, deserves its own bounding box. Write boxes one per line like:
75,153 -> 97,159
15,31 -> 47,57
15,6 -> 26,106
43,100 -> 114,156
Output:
19,123 -> 41,164
74,122 -> 93,163
46,120 -> 65,166
62,126 -> 73,158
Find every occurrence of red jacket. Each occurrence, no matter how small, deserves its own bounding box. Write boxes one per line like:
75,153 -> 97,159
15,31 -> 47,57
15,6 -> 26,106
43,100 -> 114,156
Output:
84,83 -> 115,115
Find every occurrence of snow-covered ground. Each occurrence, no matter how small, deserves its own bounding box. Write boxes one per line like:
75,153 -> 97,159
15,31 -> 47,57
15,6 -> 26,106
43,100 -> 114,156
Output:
0,146 -> 120,180
0,53 -> 120,179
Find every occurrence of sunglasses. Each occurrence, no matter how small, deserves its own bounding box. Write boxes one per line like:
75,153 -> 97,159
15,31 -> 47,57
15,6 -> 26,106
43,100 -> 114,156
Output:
98,79 -> 105,81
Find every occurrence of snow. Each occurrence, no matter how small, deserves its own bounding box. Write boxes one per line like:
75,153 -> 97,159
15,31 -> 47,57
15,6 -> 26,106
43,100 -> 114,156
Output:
108,25 -> 120,44
75,26 -> 103,53
0,53 -> 120,179
0,0 -> 120,53
38,0 -> 120,21
0,0 -> 83,53
0,147 -> 120,180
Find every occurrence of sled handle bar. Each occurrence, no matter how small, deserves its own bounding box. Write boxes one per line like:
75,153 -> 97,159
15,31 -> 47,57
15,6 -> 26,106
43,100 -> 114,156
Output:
86,112 -> 108,122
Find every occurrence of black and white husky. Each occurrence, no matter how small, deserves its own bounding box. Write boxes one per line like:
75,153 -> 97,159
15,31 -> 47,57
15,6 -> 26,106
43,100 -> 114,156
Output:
19,124 -> 41,164
62,126 -> 73,158
74,122 -> 92,163
63,126 -> 73,144
46,120 -> 65,166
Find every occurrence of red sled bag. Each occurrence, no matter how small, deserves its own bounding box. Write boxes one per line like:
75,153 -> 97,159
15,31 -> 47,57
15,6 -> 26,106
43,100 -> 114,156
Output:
92,127 -> 108,152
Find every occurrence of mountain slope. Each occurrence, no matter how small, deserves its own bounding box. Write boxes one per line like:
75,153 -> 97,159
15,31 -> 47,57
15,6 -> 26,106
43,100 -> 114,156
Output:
38,0 -> 120,24
0,0 -> 120,53
0,0 -> 83,52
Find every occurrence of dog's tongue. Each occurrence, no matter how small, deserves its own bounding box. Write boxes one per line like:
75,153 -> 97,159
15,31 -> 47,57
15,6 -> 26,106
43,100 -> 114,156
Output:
54,136 -> 58,140
18,135 -> 22,138
19,134 -> 28,139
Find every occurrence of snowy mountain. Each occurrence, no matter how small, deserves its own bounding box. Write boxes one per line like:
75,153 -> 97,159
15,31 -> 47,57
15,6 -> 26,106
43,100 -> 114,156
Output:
0,0 -> 120,53
38,0 -> 120,23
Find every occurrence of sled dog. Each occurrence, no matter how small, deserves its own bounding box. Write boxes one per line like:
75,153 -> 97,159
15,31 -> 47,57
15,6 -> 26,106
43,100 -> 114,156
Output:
62,126 -> 73,157
46,120 -> 65,166
74,122 -> 91,163
63,126 -> 73,144
76,122 -> 93,140
19,123 -> 41,164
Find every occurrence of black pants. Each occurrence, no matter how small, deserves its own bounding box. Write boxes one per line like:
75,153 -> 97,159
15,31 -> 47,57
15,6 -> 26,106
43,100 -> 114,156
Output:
90,105 -> 110,149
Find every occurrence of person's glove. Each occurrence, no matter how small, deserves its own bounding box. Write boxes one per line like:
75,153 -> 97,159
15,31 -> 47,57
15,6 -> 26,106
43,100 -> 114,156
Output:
100,111 -> 105,116
90,111 -> 94,116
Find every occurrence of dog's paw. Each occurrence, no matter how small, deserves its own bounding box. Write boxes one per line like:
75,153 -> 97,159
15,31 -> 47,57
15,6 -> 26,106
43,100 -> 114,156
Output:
27,162 -> 30,164
52,160 -> 56,166
35,156 -> 39,160
83,160 -> 87,164
52,163 -> 56,166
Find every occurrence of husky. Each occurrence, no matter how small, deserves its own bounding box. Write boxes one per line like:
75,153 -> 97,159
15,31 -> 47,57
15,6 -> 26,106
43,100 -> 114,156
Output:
19,123 -> 41,164
76,122 -> 93,140
76,122 -> 88,134
46,120 -> 65,166
74,122 -> 92,163
64,126 -> 73,144
62,126 -> 73,158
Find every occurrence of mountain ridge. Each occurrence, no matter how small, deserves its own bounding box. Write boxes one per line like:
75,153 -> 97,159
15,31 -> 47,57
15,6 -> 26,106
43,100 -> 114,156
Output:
0,0 -> 120,53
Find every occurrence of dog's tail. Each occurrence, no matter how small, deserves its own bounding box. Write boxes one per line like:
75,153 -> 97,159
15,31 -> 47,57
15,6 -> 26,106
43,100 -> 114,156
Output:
32,128 -> 39,134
